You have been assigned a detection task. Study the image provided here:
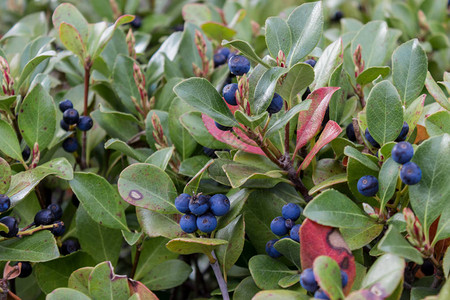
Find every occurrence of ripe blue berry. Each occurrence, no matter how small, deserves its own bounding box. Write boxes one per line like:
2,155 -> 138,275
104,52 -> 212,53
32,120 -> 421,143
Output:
175,193 -> 191,213
34,209 -> 55,226
392,142 -> 414,164
77,116 -> 93,131
267,93 -> 283,114
400,162 -> 422,185
0,216 -> 18,237
22,146 -> 30,160
341,270 -> 348,288
290,224 -> 301,242
130,16 -> 142,29
421,260 -> 434,276
203,147 -> 217,158
61,239 -> 80,255
222,83 -> 238,106
214,121 -> 232,131
265,239 -> 282,258
228,55 -> 250,76
314,289 -> 330,299
282,203 -> 302,221
189,195 -> 210,215
63,108 -> 79,125
214,53 -> 227,67
285,219 -> 294,230
47,203 -> 63,220
346,123 -> 356,142
395,122 -> 409,142
270,216 -> 288,236
60,119 -> 70,131
196,213 -> 217,233
331,11 -> 344,22
300,268 -> 318,292
0,194 -> 11,212
50,221 -> 65,237
62,137 -> 78,153
209,194 -> 230,216
365,129 -> 380,148
304,59 -> 316,68
218,48 -> 231,59
59,99 -> 73,112
357,175 -> 379,197
180,214 -> 197,233
18,262 -> 32,278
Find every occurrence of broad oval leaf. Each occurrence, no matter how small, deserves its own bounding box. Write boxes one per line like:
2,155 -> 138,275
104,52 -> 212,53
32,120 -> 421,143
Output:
265,17 -> 292,59
0,119 -> 23,162
313,256 -> 345,298
356,66 -> 390,86
59,22 -> 86,61
88,261 -> 130,300
52,3 -> 89,41
137,208 -> 189,239
377,226 -> 423,264
141,259 -> 192,291
377,158 -> 400,213
341,224 -> 384,250
343,146 -> 379,171
0,231 -> 59,262
253,67 -> 289,114
249,255 -> 295,290
277,62 -> 314,105
312,38 -> 343,90
351,21 -> 389,68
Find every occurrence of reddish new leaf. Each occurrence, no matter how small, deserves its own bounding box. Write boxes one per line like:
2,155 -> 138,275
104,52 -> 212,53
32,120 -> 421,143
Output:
128,279 -> 159,300
300,218 -> 355,295
299,121 -> 342,171
294,87 -> 340,157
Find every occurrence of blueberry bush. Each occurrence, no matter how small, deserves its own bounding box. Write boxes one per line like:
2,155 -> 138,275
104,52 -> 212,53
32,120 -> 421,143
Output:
0,0 -> 449,299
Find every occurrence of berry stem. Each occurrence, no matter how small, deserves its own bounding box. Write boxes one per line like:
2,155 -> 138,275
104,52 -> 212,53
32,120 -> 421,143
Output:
81,63 -> 91,170
130,241 -> 143,279
210,251 -> 229,300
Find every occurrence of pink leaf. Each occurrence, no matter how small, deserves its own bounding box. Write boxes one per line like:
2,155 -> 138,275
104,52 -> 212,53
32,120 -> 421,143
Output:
299,121 -> 342,171
294,87 -> 340,157
202,114 -> 265,155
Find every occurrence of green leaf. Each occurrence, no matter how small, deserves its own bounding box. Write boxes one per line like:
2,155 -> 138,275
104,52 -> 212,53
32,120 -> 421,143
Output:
222,163 -> 287,189
166,238 -> 228,258
118,163 -> 177,213
137,208 -> 187,239
312,38 -> 342,90
91,105 -> 140,141
248,255 -> 295,290
361,254 -> 405,296
76,206 -> 123,265
70,172 -> 129,231
278,274 -> 302,288
253,290 -> 308,300
425,111 -> 450,136
201,22 -> 236,42
341,224 -> 384,250
234,277 -> 261,299
313,256 -> 345,299
174,78 -> 236,127
0,231 -> 59,262
265,17 -> 292,59
0,119 -> 24,162
347,156 -> 379,205
308,173 -> 347,195
273,238 -> 301,269
286,1 -> 323,67
434,200 -> 450,245
409,134 -> 450,241
216,215 -> 245,279
168,99 -> 197,160
377,226 -> 423,264
235,111 -> 268,130
392,39 -> 427,105
59,22 -> 86,61
222,39 -> 270,68
183,159 -> 215,195
180,111 -> 229,149
0,95 -> 18,113
366,80 -> 403,145
144,147 -> 174,170
425,71 -> 450,110
443,246 -> 450,278
344,146 -> 379,171
88,261 -> 130,300
104,138 -> 148,162
68,267 -> 93,295
0,158 -> 11,194
303,189 -> 374,228
141,259 -> 192,291
351,21 -> 389,68
18,84 -> 56,150
253,67 -> 289,114
16,51 -> 55,89
377,158 -> 400,213
277,63 -> 314,105
52,3 -> 89,42
112,55 -> 140,115
356,66 -> 390,86
46,288 -> 90,300
266,100 -> 311,138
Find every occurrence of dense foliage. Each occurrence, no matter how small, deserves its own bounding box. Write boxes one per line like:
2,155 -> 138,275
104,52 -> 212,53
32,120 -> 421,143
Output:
0,0 -> 449,299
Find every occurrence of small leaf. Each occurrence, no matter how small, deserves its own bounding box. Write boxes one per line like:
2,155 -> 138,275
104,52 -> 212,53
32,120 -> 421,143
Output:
277,63 -> 314,105
201,22 -> 236,41
265,17 -> 292,59
59,22 -> 86,61
222,39 -> 270,68
166,238 -> 228,258
377,226 -> 423,264
344,146 -> 379,171
273,238 -> 301,269
16,51 -> 55,89
356,67 -> 390,86
104,139 -> 148,162
88,261 -> 130,300
248,255 -> 296,290
0,231 -> 59,262
0,119 -> 24,162
68,267 -> 93,295
425,111 -> 450,136
0,95 -> 18,113
183,159 -> 214,195
266,100 -> 311,138
144,147 -> 174,170
377,158 -> 400,213
313,256 -> 345,299
425,71 -> 450,110
52,3 -> 89,41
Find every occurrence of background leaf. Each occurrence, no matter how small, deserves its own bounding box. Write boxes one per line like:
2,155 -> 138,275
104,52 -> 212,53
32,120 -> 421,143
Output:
265,17 -> 291,59
249,255 -> 295,290
0,231 -> 59,262
0,119 -> 24,162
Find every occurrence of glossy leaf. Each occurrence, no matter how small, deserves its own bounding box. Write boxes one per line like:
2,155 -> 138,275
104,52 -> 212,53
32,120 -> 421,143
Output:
356,66 -> 390,86
0,231 -> 59,262
140,259 -> 192,291
312,38 -> 342,90
344,146 -> 379,171
253,67 -> 289,114
216,215 -> 245,279
377,158 -> 400,213
377,226 -> 423,264
248,255 -> 295,290
222,39 -> 269,67
265,17 -> 292,59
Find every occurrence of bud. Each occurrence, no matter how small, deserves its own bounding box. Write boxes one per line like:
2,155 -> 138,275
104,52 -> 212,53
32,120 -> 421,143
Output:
30,143 -> 40,169
126,29 -> 136,59
151,113 -> 168,149
403,208 -> 430,253
192,30 -> 211,79
353,44 -> 365,77
109,0 -> 121,19
417,11 -> 429,32
0,56 -> 14,96
132,63 -> 149,117
276,50 -> 286,68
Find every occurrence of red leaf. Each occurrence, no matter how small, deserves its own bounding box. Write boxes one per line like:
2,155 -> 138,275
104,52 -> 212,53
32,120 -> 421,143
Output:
299,121 -> 342,171
294,87 -> 340,157
300,219 -> 355,295
128,279 -> 159,300
202,114 -> 265,155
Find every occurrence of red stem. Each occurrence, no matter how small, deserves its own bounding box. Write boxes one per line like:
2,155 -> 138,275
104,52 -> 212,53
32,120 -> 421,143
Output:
81,64 -> 91,170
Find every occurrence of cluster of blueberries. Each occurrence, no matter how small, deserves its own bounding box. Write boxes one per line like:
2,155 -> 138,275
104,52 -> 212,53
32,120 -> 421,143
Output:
59,99 -> 93,153
265,203 -> 302,258
300,267 -> 348,299
357,141 -> 422,197
346,121 -> 410,147
175,193 -> 230,234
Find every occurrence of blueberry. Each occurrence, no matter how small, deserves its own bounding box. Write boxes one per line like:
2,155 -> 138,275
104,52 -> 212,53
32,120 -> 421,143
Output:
130,16 -> 142,29
77,116 -> 93,131
173,24 -> 184,32
203,147 -> 218,158
175,193 -> 191,213
282,203 -> 302,221
60,119 -> 70,131
50,221 -> 65,237
270,216 -> 288,236
285,219 -> 295,230
421,260 -> 434,276
341,270 -> 348,287
395,122 -> 409,142
331,11 -> 344,22
214,121 -> 232,131
365,128 -> 380,148
214,53 -> 227,67
290,224 -> 301,242
58,99 -> 73,112
0,194 -> 11,212
22,146 -> 31,161
60,239 -> 80,255
304,59 -> 316,68
300,268 -> 318,292
0,216 -> 18,237
222,83 -> 239,106
18,262 -> 32,278
228,55 -> 250,76
357,175 -> 379,197
180,214 -> 197,233
62,137 -> 78,153
265,239 -> 282,258
63,108 -> 79,125
391,142 -> 414,164
34,209 -> 55,226
218,48 -> 231,59
47,203 -> 63,220
189,195 -> 210,215
71,194 -> 79,207
346,123 -> 357,142
314,289 -> 330,299
302,87 -> 311,100
400,162 -> 422,185
267,93 -> 283,114
196,213 -> 217,233
209,194 -> 230,216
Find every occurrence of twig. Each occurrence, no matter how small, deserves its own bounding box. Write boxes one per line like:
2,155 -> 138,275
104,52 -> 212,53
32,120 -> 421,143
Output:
210,251 -> 229,300
81,63 -> 92,170
130,242 -> 142,279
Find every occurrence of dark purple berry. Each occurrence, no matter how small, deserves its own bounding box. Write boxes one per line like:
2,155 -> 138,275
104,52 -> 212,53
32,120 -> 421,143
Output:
63,108 -> 79,125
61,239 -> 80,255
0,194 -> 11,212
77,116 -> 93,131
58,99 -> 73,112
34,209 -> 55,226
